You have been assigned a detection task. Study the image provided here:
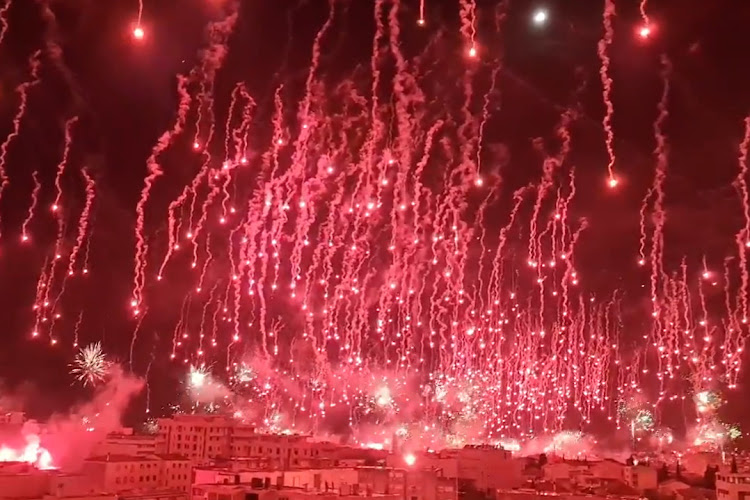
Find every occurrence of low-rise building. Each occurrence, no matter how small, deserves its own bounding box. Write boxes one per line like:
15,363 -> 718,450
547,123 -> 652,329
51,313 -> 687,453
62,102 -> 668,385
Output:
82,453 -> 191,494
389,445 -> 522,493
193,465 -> 455,500
91,431 -> 159,458
155,414 -> 335,467
716,472 -> 750,500
0,412 -> 25,425
622,464 -> 658,492
192,484 -> 400,500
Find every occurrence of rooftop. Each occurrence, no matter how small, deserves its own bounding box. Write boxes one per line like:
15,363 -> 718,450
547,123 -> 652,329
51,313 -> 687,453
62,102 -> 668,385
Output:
86,454 -> 157,463
107,433 -> 157,440
152,453 -> 190,461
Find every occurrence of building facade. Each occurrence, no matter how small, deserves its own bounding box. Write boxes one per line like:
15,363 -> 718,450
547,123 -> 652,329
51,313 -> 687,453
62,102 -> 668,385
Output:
82,453 -> 191,494
717,472 -> 750,500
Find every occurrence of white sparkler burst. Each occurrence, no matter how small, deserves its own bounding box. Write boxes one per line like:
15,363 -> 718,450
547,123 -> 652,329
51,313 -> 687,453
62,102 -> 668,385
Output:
374,386 -> 393,407
234,363 -> 255,384
70,342 -> 109,387
189,365 -> 208,389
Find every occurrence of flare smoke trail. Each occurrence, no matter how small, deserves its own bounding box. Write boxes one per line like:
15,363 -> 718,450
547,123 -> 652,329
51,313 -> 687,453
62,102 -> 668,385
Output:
20,172 -> 41,242
66,168 -> 96,277
132,75 -> 191,311
597,0 -> 617,186
0,0 -> 11,47
0,50 -> 42,236
734,117 -> 750,323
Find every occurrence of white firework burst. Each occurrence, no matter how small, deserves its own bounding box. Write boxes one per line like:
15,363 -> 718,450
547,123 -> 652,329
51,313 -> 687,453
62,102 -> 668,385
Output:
70,342 -> 109,387
189,364 -> 209,389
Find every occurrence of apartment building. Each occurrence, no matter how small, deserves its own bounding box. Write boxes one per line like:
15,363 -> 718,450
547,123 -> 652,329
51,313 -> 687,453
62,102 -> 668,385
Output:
82,453 -> 192,494
717,472 -> 750,500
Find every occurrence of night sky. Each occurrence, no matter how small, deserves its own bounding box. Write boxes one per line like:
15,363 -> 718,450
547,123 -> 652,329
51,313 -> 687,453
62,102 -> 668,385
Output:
0,0 -> 748,439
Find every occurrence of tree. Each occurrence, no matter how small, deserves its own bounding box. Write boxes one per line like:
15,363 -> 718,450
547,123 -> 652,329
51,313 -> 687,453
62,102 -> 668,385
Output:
658,463 -> 669,482
538,453 -> 548,467
732,456 -> 738,474
704,465 -> 717,489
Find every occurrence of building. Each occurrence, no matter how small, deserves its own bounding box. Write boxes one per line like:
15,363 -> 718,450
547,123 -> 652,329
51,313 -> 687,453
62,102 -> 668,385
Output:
716,472 -> 750,500
193,467 -> 457,500
192,484 -> 400,500
82,453 -> 191,494
91,431 -> 159,458
155,415 -> 342,468
230,432 -> 322,469
0,412 -> 25,426
156,415 -> 235,463
543,460 -> 595,485
40,495 -> 115,500
622,464 -> 658,492
591,459 -> 625,480
0,463 -> 117,500
390,446 -> 522,493
0,462 -> 50,498
118,490 -> 187,500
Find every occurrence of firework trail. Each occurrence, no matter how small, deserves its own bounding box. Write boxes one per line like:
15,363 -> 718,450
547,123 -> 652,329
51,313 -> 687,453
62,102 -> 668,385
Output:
66,168 -> 96,276
20,171 -> 41,242
0,0 -> 11,47
639,0 -> 649,25
73,310 -> 83,347
648,56 -> 671,318
132,75 -> 190,310
418,0 -> 425,24
184,8 -> 239,259
459,0 -> 478,55
597,0 -> 617,187
128,308 -> 147,370
70,342 -> 109,387
3,0 -> 749,444
735,116 -> 750,320
0,50 -> 42,236
32,117 -> 82,329
638,188 -> 653,267
51,117 -> 78,215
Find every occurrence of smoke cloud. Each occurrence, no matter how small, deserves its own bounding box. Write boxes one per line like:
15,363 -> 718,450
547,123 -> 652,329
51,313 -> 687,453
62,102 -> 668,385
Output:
0,365 -> 143,470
